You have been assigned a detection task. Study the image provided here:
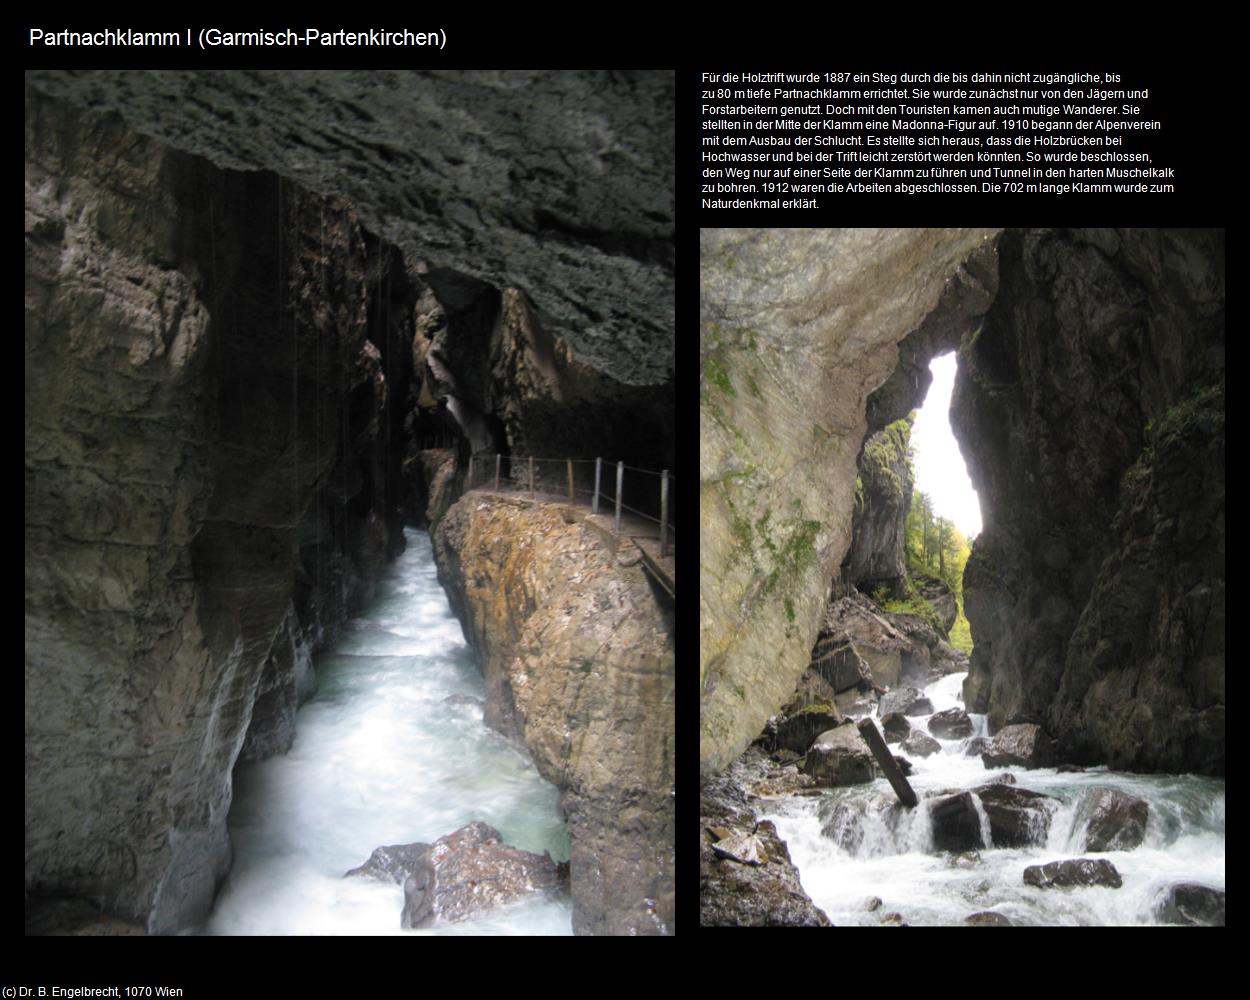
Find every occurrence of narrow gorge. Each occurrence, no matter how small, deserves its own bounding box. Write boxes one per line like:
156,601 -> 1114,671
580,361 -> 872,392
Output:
700,228 -> 1224,926
25,70 -> 674,936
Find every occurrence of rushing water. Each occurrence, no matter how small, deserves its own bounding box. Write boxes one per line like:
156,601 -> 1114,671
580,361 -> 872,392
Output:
761,672 -> 1225,926
201,528 -> 572,935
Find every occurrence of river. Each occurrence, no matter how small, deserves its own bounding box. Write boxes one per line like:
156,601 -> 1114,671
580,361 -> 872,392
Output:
199,528 -> 572,935
760,671 -> 1225,926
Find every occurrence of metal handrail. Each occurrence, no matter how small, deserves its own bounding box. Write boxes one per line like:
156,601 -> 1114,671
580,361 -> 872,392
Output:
465,453 -> 674,557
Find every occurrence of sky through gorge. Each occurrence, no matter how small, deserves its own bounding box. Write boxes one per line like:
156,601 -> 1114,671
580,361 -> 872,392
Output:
910,353 -> 982,538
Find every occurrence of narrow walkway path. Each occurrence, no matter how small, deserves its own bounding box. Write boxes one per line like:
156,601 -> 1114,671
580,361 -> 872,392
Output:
464,487 -> 675,598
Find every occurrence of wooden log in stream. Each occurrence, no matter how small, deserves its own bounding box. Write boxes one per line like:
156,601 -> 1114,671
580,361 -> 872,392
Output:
856,718 -> 918,808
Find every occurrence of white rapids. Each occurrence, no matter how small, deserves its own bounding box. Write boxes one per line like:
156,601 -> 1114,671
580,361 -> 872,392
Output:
760,671 -> 1226,926
198,528 -> 572,935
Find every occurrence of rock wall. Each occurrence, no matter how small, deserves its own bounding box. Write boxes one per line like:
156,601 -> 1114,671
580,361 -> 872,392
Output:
699,228 -> 1000,775
842,418 -> 914,597
25,90 -> 416,931
25,70 -> 675,388
953,228 -> 1225,775
432,494 -> 674,935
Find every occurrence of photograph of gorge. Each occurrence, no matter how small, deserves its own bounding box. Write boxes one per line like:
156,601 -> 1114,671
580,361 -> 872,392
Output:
25,70 -> 674,936
700,228 -> 1224,927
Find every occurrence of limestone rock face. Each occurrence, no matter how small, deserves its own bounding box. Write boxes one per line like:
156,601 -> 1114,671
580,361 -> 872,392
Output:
431,494 -> 673,935
25,70 -> 675,388
842,418 -> 913,596
954,228 -> 1224,775
700,227 -> 1000,774
26,91 -> 416,932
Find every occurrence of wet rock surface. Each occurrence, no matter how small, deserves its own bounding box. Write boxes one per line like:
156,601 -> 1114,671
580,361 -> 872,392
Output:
1023,858 -> 1123,889
901,730 -> 941,758
930,792 -> 986,852
881,712 -> 911,744
972,783 -> 1057,848
1152,882 -> 1225,926
928,707 -> 974,739
1071,787 -> 1148,852
432,494 -> 673,935
346,822 -> 566,928
981,724 -> 1057,770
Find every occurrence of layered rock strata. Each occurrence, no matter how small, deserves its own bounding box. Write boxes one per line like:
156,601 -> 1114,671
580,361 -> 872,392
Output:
954,228 -> 1225,774
700,227 -> 1000,774
431,494 -> 674,935
26,91 -> 416,932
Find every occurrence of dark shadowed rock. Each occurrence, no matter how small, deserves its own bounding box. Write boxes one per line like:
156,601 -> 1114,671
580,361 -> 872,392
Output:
972,783 -> 1057,847
881,712 -> 911,744
1071,787 -> 1149,852
929,792 -> 986,852
804,725 -> 877,787
879,686 -> 934,718
929,707 -> 974,739
879,911 -> 908,925
894,755 -> 914,776
902,730 -> 941,758
982,724 -> 1057,769
1023,858 -> 1122,889
1152,882 -> 1225,926
966,911 -> 1013,926
954,229 -> 1224,777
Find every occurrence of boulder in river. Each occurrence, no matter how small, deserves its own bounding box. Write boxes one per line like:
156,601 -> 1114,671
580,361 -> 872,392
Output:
981,724 -> 1057,769
929,792 -> 986,852
1071,787 -> 1149,852
963,736 -> 993,758
881,712 -> 911,743
928,707 -> 974,739
902,729 -> 941,758
878,686 -> 934,718
966,911 -> 1013,926
893,755 -> 914,776
1023,858 -> 1122,889
773,708 -> 844,755
972,783 -> 1057,847
803,724 -> 877,787
1152,882 -> 1225,926
347,821 -> 567,928
345,842 -> 433,884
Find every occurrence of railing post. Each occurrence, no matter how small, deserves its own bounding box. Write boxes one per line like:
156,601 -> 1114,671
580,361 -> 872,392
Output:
494,453 -> 501,493
567,459 -> 574,500
529,456 -> 535,499
615,461 -> 624,534
593,457 -> 602,515
660,469 -> 669,557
